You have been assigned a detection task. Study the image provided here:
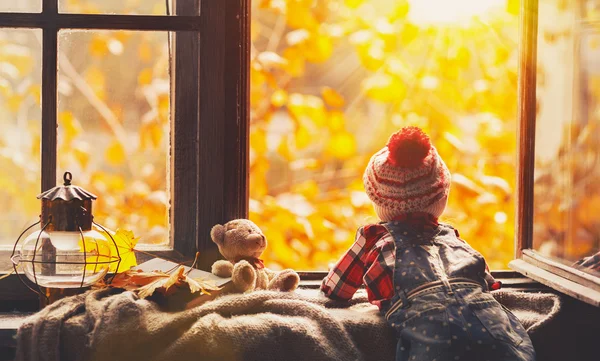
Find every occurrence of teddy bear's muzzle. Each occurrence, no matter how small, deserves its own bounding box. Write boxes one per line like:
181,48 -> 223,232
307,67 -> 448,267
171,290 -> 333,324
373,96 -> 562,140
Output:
247,233 -> 266,249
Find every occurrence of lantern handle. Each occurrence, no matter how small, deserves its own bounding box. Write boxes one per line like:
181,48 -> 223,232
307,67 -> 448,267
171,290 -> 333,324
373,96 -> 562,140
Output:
63,171 -> 72,186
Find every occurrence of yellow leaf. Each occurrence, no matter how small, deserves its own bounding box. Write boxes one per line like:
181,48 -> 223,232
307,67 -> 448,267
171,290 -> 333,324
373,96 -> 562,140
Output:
251,129 -> 268,155
321,87 -> 345,108
282,47 -> 306,77
89,36 -> 109,58
507,0 -> 519,15
138,42 -> 152,63
326,131 -> 357,160
305,34 -> 333,63
288,93 -> 327,126
286,1 -> 318,30
292,180 -> 320,199
271,89 -> 288,107
277,137 -> 293,161
59,111 -> 82,143
28,84 -> 41,105
344,0 -> 364,9
158,94 -> 170,123
400,23 -> 419,44
6,94 -> 23,113
105,140 -> 126,166
362,73 -> 406,103
138,68 -> 153,86
71,141 -> 91,169
140,120 -> 163,150
104,228 -> 139,273
327,111 -> 345,131
295,126 -> 311,149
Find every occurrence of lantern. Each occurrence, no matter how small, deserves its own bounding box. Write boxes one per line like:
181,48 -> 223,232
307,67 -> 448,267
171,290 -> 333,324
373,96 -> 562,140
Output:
11,172 -> 121,296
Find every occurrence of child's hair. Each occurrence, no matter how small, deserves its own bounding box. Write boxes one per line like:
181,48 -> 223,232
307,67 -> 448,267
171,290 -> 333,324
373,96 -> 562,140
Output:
363,126 -> 451,220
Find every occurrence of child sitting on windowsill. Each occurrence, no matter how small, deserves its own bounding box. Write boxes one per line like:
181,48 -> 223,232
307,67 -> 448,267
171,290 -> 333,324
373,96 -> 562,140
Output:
321,126 -> 535,361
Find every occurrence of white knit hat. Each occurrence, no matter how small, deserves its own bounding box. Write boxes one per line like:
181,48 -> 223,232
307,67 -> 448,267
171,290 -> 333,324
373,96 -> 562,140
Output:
363,126 -> 451,221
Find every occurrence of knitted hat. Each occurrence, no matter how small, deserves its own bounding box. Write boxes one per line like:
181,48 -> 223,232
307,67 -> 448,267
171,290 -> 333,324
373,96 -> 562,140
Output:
363,126 -> 451,220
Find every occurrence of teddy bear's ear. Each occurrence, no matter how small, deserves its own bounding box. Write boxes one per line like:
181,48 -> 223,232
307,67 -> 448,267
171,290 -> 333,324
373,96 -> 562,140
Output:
211,224 -> 225,246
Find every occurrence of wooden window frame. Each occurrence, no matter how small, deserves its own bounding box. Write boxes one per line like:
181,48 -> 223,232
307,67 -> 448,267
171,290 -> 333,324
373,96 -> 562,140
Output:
0,0 -> 250,304
509,0 -> 600,307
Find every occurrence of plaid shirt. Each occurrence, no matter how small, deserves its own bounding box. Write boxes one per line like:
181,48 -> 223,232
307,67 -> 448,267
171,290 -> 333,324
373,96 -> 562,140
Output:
321,213 -> 440,309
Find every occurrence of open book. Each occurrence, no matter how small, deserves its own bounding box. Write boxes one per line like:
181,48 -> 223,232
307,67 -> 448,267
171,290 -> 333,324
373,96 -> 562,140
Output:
134,258 -> 231,288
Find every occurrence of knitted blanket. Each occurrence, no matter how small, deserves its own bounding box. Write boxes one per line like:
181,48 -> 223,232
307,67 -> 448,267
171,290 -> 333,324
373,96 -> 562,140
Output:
16,288 -> 561,361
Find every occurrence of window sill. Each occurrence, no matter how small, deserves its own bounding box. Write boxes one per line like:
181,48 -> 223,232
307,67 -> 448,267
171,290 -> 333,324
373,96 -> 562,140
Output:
0,270 -> 552,351
509,258 -> 600,307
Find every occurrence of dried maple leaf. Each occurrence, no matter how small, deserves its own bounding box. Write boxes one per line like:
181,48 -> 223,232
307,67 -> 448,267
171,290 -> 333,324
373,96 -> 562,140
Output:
110,269 -> 170,291
185,274 -> 220,295
110,266 -> 222,299
137,266 -> 183,299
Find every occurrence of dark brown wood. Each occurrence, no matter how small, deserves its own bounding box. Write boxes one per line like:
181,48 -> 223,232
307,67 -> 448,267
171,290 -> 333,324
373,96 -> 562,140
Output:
0,274 -> 39,304
515,0 -> 538,257
224,0 -> 250,220
171,1 -> 201,258
196,0 -> 226,270
41,0 -> 58,192
0,13 -> 200,31
195,0 -> 250,270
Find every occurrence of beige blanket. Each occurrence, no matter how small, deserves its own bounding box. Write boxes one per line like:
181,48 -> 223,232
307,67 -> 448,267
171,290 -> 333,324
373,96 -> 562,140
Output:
16,288 -> 561,361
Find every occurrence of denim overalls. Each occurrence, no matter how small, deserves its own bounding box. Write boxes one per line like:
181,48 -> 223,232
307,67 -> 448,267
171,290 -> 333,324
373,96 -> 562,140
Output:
381,221 -> 536,361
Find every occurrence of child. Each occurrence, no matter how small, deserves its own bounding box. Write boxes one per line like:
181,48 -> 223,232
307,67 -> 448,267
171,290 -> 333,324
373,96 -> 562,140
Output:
321,126 -> 535,361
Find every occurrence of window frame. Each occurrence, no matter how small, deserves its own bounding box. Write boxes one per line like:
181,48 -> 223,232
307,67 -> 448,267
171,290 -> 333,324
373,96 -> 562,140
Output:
0,0 -> 250,303
510,0 -> 600,307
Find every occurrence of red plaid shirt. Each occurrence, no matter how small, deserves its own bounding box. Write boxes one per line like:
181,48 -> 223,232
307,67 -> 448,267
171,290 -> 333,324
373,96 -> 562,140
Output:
321,213 -> 441,309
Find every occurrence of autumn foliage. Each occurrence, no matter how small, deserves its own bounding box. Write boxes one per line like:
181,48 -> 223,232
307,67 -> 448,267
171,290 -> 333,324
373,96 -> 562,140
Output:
1,0 -> 521,272
250,0 -> 519,270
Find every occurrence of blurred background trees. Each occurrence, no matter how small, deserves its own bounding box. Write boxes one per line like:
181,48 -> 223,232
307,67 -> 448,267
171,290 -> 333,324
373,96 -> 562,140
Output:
1,0 -> 521,271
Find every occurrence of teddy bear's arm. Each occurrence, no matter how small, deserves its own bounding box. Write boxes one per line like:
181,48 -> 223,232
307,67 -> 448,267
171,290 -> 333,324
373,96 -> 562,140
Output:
263,267 -> 277,281
211,260 -> 234,277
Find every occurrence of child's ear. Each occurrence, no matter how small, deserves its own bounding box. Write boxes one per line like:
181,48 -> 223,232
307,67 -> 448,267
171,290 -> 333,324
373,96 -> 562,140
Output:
211,224 -> 225,246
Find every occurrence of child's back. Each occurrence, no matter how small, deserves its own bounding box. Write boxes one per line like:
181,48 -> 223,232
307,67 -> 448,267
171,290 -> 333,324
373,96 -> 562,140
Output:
383,220 -> 533,361
322,127 -> 535,361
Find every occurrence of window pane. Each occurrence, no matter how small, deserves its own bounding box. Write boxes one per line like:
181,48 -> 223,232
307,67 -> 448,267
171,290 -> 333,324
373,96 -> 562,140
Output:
0,29 -> 41,246
250,0 -> 519,270
58,30 -> 172,246
59,0 -> 199,16
534,0 -> 600,277
0,0 -> 41,12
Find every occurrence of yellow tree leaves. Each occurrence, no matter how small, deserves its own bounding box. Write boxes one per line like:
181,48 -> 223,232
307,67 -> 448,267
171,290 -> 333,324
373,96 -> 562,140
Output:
322,87 -> 345,108
105,139 -> 126,166
362,73 -> 406,103
251,0 -> 521,271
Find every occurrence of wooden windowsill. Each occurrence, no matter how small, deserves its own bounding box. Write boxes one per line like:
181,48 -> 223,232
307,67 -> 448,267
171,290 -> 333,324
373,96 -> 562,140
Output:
0,271 -> 549,351
509,258 -> 600,307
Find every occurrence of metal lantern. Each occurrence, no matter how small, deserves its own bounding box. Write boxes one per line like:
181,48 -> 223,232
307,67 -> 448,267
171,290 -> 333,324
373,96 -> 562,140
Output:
11,172 -> 121,296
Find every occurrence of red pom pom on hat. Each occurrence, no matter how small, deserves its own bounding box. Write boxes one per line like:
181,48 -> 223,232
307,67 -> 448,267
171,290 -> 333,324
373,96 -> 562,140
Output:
386,126 -> 431,168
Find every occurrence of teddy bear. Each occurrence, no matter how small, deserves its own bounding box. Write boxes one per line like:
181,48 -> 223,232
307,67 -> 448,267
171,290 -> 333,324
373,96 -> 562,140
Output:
210,219 -> 300,293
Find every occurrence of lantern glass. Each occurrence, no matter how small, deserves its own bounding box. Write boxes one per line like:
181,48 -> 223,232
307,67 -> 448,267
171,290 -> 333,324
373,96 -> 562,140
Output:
20,229 -> 112,288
